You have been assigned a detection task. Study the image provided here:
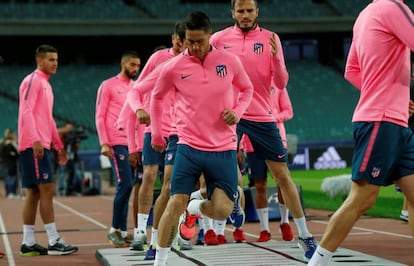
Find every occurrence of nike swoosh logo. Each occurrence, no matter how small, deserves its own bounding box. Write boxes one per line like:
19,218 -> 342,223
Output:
181,74 -> 192,79
277,154 -> 286,159
228,216 -> 235,224
317,251 -> 324,257
223,46 -> 232,49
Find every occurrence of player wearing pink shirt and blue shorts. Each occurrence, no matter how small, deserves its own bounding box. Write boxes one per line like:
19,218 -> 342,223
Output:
210,0 -> 317,261
309,1 -> 414,265
18,44 -> 78,256
124,22 -> 187,254
150,11 -> 253,266
245,86 -> 294,243
123,22 -> 188,257
95,51 -> 141,248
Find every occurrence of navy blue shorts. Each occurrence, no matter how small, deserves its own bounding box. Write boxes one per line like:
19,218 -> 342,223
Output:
170,144 -> 238,202
164,135 -> 178,166
352,121 -> 414,186
237,119 -> 287,162
246,151 -> 268,179
20,148 -> 54,188
142,132 -> 165,166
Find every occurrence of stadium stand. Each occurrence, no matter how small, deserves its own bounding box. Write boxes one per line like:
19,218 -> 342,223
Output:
285,59 -> 359,142
0,96 -> 18,133
0,0 -> 323,20
134,0 -> 321,19
0,0 -> 139,19
326,0 -> 371,16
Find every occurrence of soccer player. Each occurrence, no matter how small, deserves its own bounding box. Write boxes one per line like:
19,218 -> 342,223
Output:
308,1 -> 414,265
125,21 -> 187,253
209,0 -> 317,260
151,11 -> 253,266
245,86 -> 294,242
95,50 -> 141,248
18,44 -> 78,256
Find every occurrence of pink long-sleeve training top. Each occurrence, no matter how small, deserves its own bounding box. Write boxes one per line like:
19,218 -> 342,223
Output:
95,74 -> 132,147
273,86 -> 293,147
210,24 -> 289,122
18,69 -> 63,151
151,47 -> 254,151
345,0 -> 414,127
116,103 -> 143,153
127,48 -> 177,138
129,65 -> 177,138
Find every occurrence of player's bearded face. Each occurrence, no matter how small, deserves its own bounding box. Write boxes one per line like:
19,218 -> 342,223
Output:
124,58 -> 141,79
232,0 -> 259,32
236,17 -> 257,32
125,68 -> 136,79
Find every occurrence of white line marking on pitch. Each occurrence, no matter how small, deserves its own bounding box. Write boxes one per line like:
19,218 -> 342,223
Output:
74,242 -> 113,247
225,225 -> 371,240
55,212 -> 104,217
311,220 -> 412,239
53,199 -> 108,229
0,212 -> 16,266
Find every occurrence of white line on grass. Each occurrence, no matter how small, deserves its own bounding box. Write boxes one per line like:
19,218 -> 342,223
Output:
53,199 -> 108,229
0,212 -> 16,266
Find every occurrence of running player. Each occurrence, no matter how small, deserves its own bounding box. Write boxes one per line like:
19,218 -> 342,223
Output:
151,11 -> 253,266
308,1 -> 414,264
210,0 -> 317,260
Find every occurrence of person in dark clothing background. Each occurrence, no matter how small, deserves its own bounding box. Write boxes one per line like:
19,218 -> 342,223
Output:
0,128 -> 19,199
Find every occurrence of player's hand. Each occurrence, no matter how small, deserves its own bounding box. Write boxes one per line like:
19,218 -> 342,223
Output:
32,141 -> 44,159
151,144 -> 165,153
129,152 -> 141,168
57,149 -> 68,166
409,99 -> 414,117
136,109 -> 151,126
101,144 -> 114,159
222,109 -> 238,125
270,33 -> 277,56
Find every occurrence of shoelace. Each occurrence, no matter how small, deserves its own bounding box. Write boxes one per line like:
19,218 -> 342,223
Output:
185,214 -> 201,226
303,238 -> 316,250
233,201 -> 243,215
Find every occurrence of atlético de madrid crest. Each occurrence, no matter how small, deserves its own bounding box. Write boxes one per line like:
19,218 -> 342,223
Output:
216,65 -> 227,78
254,43 -> 264,54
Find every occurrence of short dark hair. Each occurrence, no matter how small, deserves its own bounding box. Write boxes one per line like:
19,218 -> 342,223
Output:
121,50 -> 140,61
184,11 -> 212,33
231,0 -> 258,9
175,21 -> 186,42
35,44 -> 57,59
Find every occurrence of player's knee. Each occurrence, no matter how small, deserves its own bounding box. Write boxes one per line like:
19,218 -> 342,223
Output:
273,173 -> 292,188
142,166 -> 159,181
168,195 -> 188,211
160,185 -> 170,197
360,196 -> 376,212
215,203 -> 233,220
254,179 -> 267,193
